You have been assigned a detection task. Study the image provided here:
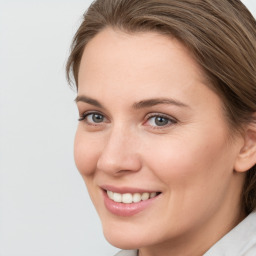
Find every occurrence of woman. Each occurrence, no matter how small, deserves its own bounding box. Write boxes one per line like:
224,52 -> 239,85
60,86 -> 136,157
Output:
66,0 -> 256,255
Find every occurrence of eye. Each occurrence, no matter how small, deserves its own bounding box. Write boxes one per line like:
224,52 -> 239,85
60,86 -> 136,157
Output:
145,114 -> 176,128
79,112 -> 106,124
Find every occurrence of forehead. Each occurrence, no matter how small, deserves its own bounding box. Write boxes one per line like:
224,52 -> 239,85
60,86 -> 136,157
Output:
78,28 -> 209,89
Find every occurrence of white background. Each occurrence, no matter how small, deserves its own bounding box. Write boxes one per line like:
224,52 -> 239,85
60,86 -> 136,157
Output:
0,1 -> 255,256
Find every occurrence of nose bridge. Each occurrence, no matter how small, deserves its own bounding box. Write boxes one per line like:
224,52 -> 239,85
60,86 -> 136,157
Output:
96,123 -> 141,174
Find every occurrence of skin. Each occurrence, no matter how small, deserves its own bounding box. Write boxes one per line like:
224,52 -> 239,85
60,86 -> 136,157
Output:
74,28 -> 247,256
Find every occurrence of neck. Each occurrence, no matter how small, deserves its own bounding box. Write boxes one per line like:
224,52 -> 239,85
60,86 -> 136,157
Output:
138,208 -> 245,256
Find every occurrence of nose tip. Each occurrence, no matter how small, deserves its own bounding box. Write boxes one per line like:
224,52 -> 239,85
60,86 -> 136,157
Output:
96,130 -> 141,175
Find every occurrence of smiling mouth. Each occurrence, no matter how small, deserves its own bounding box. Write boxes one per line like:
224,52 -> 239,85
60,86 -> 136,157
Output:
106,190 -> 161,204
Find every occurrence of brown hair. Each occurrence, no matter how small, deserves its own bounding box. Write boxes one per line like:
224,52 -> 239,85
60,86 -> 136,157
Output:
66,0 -> 256,214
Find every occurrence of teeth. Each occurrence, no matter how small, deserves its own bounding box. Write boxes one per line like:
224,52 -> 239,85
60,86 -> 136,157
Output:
150,192 -> 157,198
106,190 -> 158,203
107,190 -> 114,200
133,193 -> 141,203
113,192 -> 122,203
122,193 -> 133,204
141,192 -> 149,201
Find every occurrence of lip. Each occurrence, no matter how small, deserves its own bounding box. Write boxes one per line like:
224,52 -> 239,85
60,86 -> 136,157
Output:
101,187 -> 161,217
101,185 -> 159,194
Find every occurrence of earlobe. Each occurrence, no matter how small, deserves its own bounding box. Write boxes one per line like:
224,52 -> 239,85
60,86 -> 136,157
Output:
234,120 -> 256,173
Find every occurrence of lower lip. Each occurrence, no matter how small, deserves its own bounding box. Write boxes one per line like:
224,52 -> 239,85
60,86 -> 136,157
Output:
103,191 -> 160,217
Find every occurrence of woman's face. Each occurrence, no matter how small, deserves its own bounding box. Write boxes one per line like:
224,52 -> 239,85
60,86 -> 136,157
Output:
75,29 -> 245,251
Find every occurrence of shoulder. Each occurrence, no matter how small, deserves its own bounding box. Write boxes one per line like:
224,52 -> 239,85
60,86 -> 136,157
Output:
114,250 -> 138,256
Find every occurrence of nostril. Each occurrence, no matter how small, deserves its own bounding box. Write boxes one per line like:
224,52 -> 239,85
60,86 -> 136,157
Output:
97,152 -> 142,175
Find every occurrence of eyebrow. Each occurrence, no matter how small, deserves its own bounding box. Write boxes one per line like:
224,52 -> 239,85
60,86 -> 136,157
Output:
75,95 -> 189,109
132,98 -> 189,109
75,95 -> 104,108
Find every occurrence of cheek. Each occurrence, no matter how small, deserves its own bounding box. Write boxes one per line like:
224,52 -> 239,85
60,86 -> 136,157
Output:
74,129 -> 100,176
141,132 -> 236,227
144,131 -> 233,190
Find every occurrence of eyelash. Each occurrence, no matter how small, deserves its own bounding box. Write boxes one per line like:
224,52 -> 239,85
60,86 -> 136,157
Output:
78,111 -> 177,129
144,113 -> 177,128
78,111 -> 106,124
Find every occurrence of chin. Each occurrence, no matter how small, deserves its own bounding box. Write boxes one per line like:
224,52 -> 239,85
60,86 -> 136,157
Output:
101,222 -> 148,249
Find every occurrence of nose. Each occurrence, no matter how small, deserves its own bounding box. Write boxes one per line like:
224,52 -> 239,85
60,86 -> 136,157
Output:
96,125 -> 142,175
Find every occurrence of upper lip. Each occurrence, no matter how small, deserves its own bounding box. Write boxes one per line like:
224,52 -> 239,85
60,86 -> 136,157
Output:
100,185 -> 160,194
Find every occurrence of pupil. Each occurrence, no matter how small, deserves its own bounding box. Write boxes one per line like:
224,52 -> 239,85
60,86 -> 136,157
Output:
155,117 -> 168,126
92,114 -> 103,123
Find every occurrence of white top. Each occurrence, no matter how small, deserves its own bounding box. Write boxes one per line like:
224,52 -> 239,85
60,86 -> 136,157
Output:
114,250 -> 137,256
114,211 -> 256,256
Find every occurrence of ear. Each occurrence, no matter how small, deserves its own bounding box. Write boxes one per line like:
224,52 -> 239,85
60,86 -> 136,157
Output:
234,118 -> 256,173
